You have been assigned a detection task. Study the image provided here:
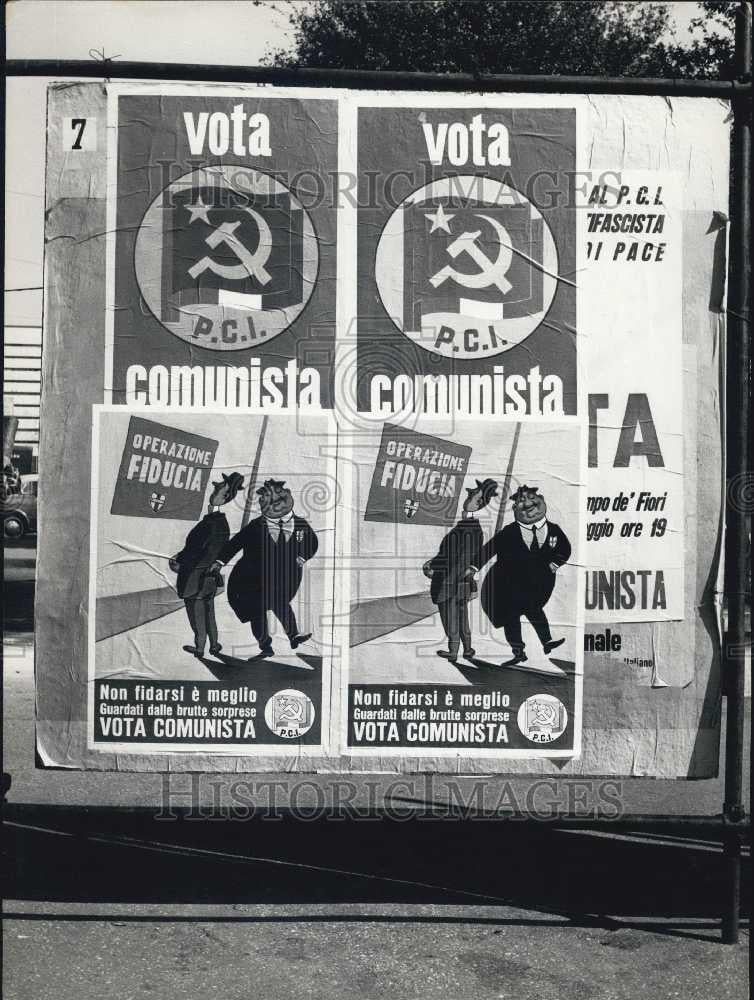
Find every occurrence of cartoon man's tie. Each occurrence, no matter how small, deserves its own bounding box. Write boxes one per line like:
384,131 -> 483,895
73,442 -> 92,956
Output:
277,518 -> 286,544
531,526 -> 539,552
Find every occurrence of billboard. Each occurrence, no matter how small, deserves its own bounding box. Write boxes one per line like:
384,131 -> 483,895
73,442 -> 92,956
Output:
36,83 -> 729,776
363,423 -> 473,526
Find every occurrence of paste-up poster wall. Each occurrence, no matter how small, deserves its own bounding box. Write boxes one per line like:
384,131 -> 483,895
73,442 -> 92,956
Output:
36,83 -> 729,776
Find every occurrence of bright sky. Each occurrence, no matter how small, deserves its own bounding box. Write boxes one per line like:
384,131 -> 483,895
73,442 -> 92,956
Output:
666,1 -> 706,38
5,1 -> 295,64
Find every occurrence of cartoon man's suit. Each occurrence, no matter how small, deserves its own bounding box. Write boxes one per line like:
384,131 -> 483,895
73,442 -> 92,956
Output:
423,478 -> 499,661
170,471 -> 244,657
480,485 -> 571,664
216,479 -> 318,657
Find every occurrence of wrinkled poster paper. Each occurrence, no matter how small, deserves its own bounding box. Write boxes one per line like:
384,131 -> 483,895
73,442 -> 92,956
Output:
342,417 -> 584,757
36,83 -> 728,774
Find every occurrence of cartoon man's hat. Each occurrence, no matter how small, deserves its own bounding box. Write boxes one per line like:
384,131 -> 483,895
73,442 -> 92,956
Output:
510,484 -> 540,503
256,478 -> 287,495
466,477 -> 499,502
212,471 -> 245,498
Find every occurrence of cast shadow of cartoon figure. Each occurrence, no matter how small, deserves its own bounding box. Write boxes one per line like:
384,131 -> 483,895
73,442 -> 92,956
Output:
423,478 -> 499,663
480,484 -> 571,666
169,471 -> 245,659
212,479 -> 318,661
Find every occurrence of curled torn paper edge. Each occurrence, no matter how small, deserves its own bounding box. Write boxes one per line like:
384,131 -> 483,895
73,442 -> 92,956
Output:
106,540 -> 177,589
111,539 -> 174,560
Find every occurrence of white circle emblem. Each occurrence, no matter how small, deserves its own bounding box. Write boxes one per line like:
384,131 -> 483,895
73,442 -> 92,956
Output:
375,175 -> 558,360
134,165 -> 318,352
264,689 -> 316,739
517,694 -> 568,744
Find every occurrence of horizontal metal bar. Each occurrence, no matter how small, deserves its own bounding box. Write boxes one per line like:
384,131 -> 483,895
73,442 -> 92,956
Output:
2,803 -> 750,830
5,60 -> 752,97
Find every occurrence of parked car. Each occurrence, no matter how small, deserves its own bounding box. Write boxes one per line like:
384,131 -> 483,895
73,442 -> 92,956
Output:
2,474 -> 38,538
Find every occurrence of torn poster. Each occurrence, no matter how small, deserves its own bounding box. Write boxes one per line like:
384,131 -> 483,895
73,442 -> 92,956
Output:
88,406 -> 336,753
581,171 -> 684,622
106,86 -> 338,409
341,417 -> 585,757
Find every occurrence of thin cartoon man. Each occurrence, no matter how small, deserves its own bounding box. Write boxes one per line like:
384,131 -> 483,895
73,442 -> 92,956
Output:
480,484 -> 571,665
423,478 -> 499,662
212,479 -> 318,659
169,471 -> 245,658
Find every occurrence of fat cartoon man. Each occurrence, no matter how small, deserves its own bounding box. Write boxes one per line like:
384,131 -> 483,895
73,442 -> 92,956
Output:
480,485 -> 571,665
212,479 -> 318,659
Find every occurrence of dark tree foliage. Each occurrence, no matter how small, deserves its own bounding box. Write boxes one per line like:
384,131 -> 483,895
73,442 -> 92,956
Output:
261,0 -> 740,80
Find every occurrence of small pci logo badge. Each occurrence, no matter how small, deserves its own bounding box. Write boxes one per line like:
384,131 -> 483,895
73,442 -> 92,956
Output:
149,492 -> 166,512
264,689 -> 315,739
517,694 -> 568,744
134,165 -> 318,352
403,498 -> 419,519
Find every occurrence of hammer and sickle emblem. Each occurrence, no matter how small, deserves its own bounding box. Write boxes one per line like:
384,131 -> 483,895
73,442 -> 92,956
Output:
429,214 -> 513,294
278,697 -> 304,723
188,207 -> 272,285
533,702 -> 556,727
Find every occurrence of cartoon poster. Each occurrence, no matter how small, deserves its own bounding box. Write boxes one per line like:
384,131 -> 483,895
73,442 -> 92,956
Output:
340,417 -> 584,757
106,87 -> 337,409
355,101 -> 577,418
88,406 -> 336,753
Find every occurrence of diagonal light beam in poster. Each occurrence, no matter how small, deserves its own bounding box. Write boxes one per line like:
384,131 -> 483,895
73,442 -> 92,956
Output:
95,586 -> 184,641
349,591 -> 437,647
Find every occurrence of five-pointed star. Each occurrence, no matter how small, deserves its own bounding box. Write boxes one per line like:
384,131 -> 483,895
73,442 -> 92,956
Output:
425,203 -> 455,234
185,194 -> 211,224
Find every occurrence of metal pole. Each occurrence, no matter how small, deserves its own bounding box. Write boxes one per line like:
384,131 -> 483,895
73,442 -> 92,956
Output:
4,59 -> 753,98
722,0 -> 752,947
240,415 -> 269,528
494,423 -> 521,534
